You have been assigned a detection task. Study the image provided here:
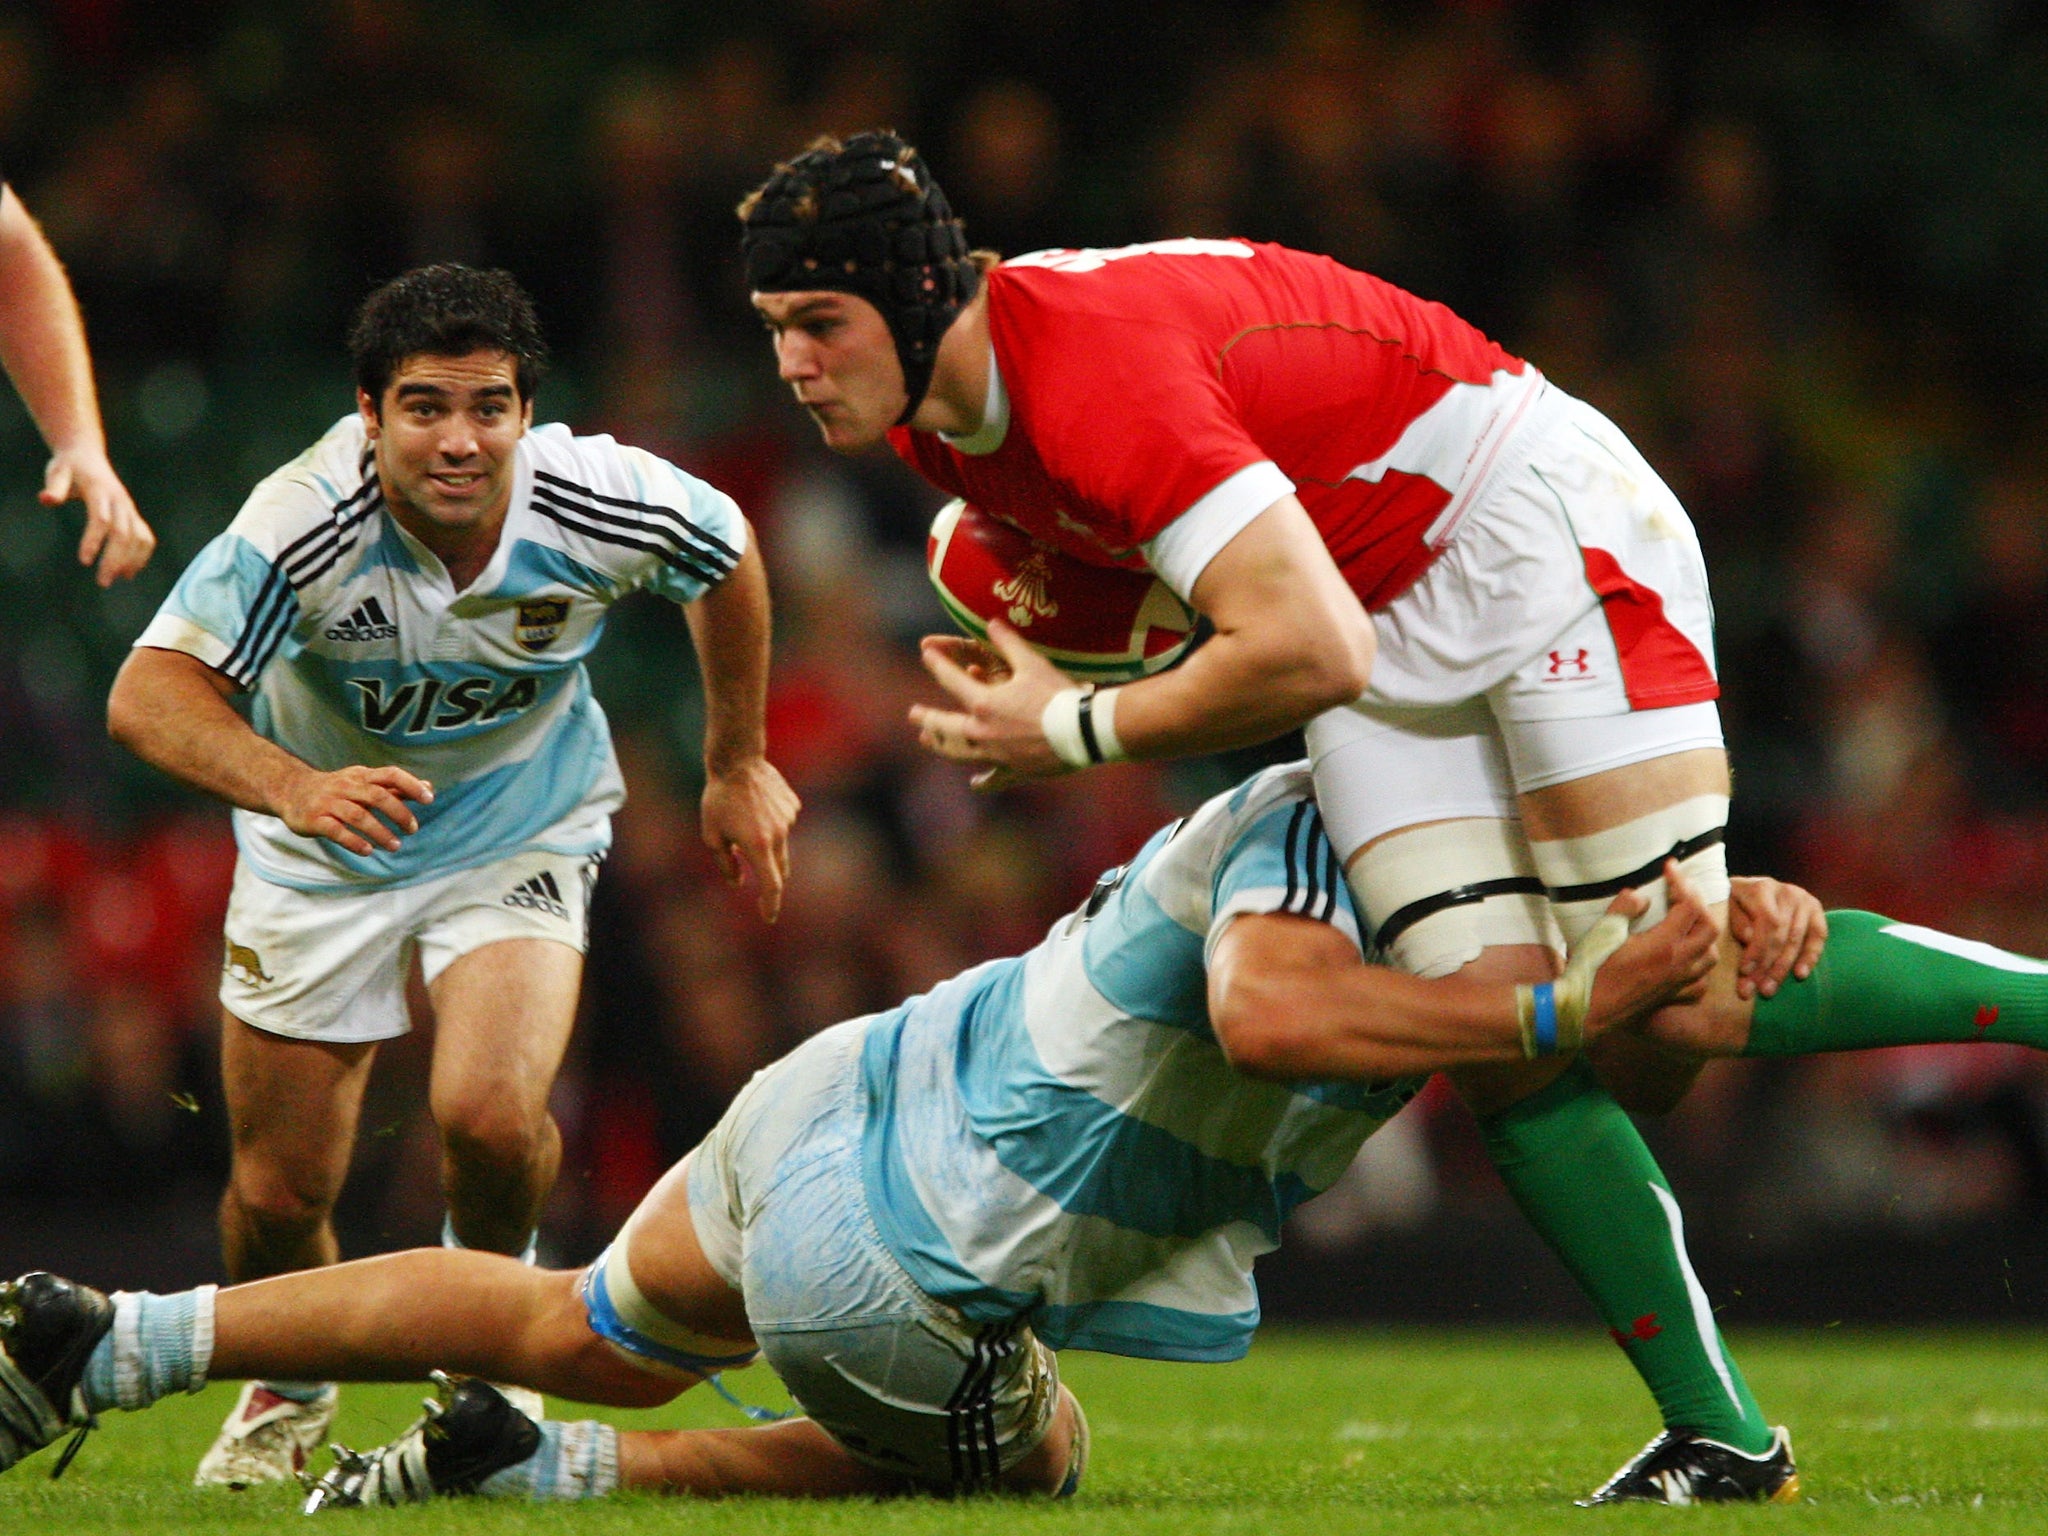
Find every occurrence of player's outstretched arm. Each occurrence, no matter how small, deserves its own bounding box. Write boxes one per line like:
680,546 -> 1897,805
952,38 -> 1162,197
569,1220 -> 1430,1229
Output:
107,647 -> 431,856
1210,913 -> 1526,1080
682,526 -> 799,921
911,495 -> 1373,783
1210,875 -> 1717,1083
0,185 -> 154,585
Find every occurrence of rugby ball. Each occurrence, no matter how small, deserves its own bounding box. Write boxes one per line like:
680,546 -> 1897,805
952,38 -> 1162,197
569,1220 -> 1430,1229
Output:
926,499 -> 1197,681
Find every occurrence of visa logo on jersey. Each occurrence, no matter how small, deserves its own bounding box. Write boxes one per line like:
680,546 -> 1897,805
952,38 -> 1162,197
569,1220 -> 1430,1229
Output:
345,675 -> 541,735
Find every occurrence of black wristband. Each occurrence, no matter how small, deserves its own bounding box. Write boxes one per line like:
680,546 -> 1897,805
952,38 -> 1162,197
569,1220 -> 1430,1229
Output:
1075,685 -> 1105,765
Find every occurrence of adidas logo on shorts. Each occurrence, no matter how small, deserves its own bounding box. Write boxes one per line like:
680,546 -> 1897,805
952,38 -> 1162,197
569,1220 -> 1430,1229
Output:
503,870 -> 569,920
326,596 -> 399,643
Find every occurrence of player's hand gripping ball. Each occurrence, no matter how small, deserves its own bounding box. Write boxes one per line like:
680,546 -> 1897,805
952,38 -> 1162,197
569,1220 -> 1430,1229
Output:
926,499 -> 1196,682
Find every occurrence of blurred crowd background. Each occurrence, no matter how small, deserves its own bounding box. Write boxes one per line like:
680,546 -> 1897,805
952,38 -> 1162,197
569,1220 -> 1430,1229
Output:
2,0 -> 2047,1321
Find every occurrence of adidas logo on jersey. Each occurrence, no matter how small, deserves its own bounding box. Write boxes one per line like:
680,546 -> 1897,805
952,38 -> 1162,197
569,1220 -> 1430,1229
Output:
326,596 -> 399,643
503,870 -> 568,920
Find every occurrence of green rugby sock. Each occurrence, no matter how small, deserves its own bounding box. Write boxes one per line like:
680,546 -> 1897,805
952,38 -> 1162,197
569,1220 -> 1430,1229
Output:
1478,1060 -> 1772,1453
1746,911 -> 2048,1056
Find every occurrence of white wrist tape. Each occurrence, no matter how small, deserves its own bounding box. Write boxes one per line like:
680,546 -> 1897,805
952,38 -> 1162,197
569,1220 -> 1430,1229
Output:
1515,909 -> 1631,1057
1041,685 -> 1126,769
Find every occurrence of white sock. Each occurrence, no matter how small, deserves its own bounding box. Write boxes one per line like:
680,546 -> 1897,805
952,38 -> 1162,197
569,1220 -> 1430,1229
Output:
477,1418 -> 620,1499
443,1216 -> 540,1266
80,1286 -> 217,1413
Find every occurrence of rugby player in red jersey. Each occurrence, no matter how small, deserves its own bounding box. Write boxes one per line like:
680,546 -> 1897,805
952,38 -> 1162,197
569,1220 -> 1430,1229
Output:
737,132 -> 2048,1501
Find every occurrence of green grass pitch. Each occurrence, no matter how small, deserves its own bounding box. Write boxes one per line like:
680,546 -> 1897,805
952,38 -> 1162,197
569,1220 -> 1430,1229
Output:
4,1328 -> 2046,1533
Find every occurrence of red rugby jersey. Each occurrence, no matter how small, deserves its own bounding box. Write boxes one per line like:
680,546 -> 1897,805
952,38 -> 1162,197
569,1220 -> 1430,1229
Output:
890,239 -> 1539,609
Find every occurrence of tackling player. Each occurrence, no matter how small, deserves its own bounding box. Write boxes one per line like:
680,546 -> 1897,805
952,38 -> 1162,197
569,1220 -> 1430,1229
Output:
102,264 -> 799,1487
0,764 -> 1799,1507
735,133 -> 2048,1474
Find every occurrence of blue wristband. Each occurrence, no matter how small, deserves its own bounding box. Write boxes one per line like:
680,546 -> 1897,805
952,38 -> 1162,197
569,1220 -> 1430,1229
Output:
1529,981 -> 1558,1056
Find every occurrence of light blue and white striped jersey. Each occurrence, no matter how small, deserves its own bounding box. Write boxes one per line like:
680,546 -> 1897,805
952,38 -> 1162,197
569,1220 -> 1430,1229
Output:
859,763 -> 1425,1364
135,414 -> 745,892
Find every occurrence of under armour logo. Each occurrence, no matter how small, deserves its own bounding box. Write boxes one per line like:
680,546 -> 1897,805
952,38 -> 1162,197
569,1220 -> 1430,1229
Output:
1547,648 -> 1592,678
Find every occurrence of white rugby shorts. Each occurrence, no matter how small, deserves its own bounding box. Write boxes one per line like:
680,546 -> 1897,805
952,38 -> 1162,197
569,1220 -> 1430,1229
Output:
1364,381 -> 1719,719
684,1018 -> 1063,1492
1309,383 -> 1727,861
219,846 -> 601,1043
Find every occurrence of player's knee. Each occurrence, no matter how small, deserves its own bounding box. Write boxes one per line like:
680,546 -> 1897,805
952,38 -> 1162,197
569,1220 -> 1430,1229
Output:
546,1299 -> 690,1408
436,1094 -> 551,1171
227,1159 -> 339,1236
1001,1385 -> 1087,1498
1451,1056 -> 1571,1118
1587,1033 -> 1709,1116
574,1336 -> 691,1409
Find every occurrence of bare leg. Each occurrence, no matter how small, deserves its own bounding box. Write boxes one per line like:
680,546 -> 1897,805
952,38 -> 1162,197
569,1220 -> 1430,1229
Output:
1436,947 -> 1571,1116
209,1252 -> 678,1408
616,1155 -> 754,1343
426,939 -> 581,1254
218,1014 -> 376,1282
617,1385 -> 1086,1498
1339,831 -> 1562,1116
212,1151 -> 756,1405
619,1418 -> 903,1497
1521,748 -> 1736,1113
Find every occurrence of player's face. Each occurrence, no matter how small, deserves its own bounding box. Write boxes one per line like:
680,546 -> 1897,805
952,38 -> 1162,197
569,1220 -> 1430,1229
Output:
361,349 -> 532,541
753,290 -> 906,451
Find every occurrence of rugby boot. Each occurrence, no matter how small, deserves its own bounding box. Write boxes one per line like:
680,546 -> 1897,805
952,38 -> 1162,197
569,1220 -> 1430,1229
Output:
194,1379 -> 339,1487
0,1271 -> 115,1476
1578,1424 -> 1800,1506
302,1372 -> 540,1511
492,1382 -> 547,1422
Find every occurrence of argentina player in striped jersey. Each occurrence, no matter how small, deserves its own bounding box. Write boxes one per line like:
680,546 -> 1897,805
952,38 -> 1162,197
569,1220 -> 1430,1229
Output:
104,265 -> 798,1488
0,763 -> 1773,1508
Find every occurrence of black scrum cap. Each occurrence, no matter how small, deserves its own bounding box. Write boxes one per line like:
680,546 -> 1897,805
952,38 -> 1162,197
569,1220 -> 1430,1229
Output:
740,132 -> 978,423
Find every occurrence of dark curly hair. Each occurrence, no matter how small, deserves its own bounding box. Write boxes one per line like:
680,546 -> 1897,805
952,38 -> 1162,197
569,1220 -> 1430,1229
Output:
348,264 -> 548,407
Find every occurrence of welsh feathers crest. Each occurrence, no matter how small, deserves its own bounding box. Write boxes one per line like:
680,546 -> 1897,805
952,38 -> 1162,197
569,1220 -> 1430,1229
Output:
927,499 -> 1196,682
992,550 -> 1060,627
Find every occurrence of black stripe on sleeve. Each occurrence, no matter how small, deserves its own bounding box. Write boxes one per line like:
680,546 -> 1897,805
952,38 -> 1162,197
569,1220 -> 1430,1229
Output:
533,480 -> 739,582
220,481 -> 380,682
1307,807 -> 1340,922
220,562 -> 293,682
1280,801 -> 1307,915
245,497 -> 382,678
534,468 -> 741,561
1324,829 -> 1342,923
531,492 -> 727,588
281,496 -> 380,591
1295,805 -> 1330,918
